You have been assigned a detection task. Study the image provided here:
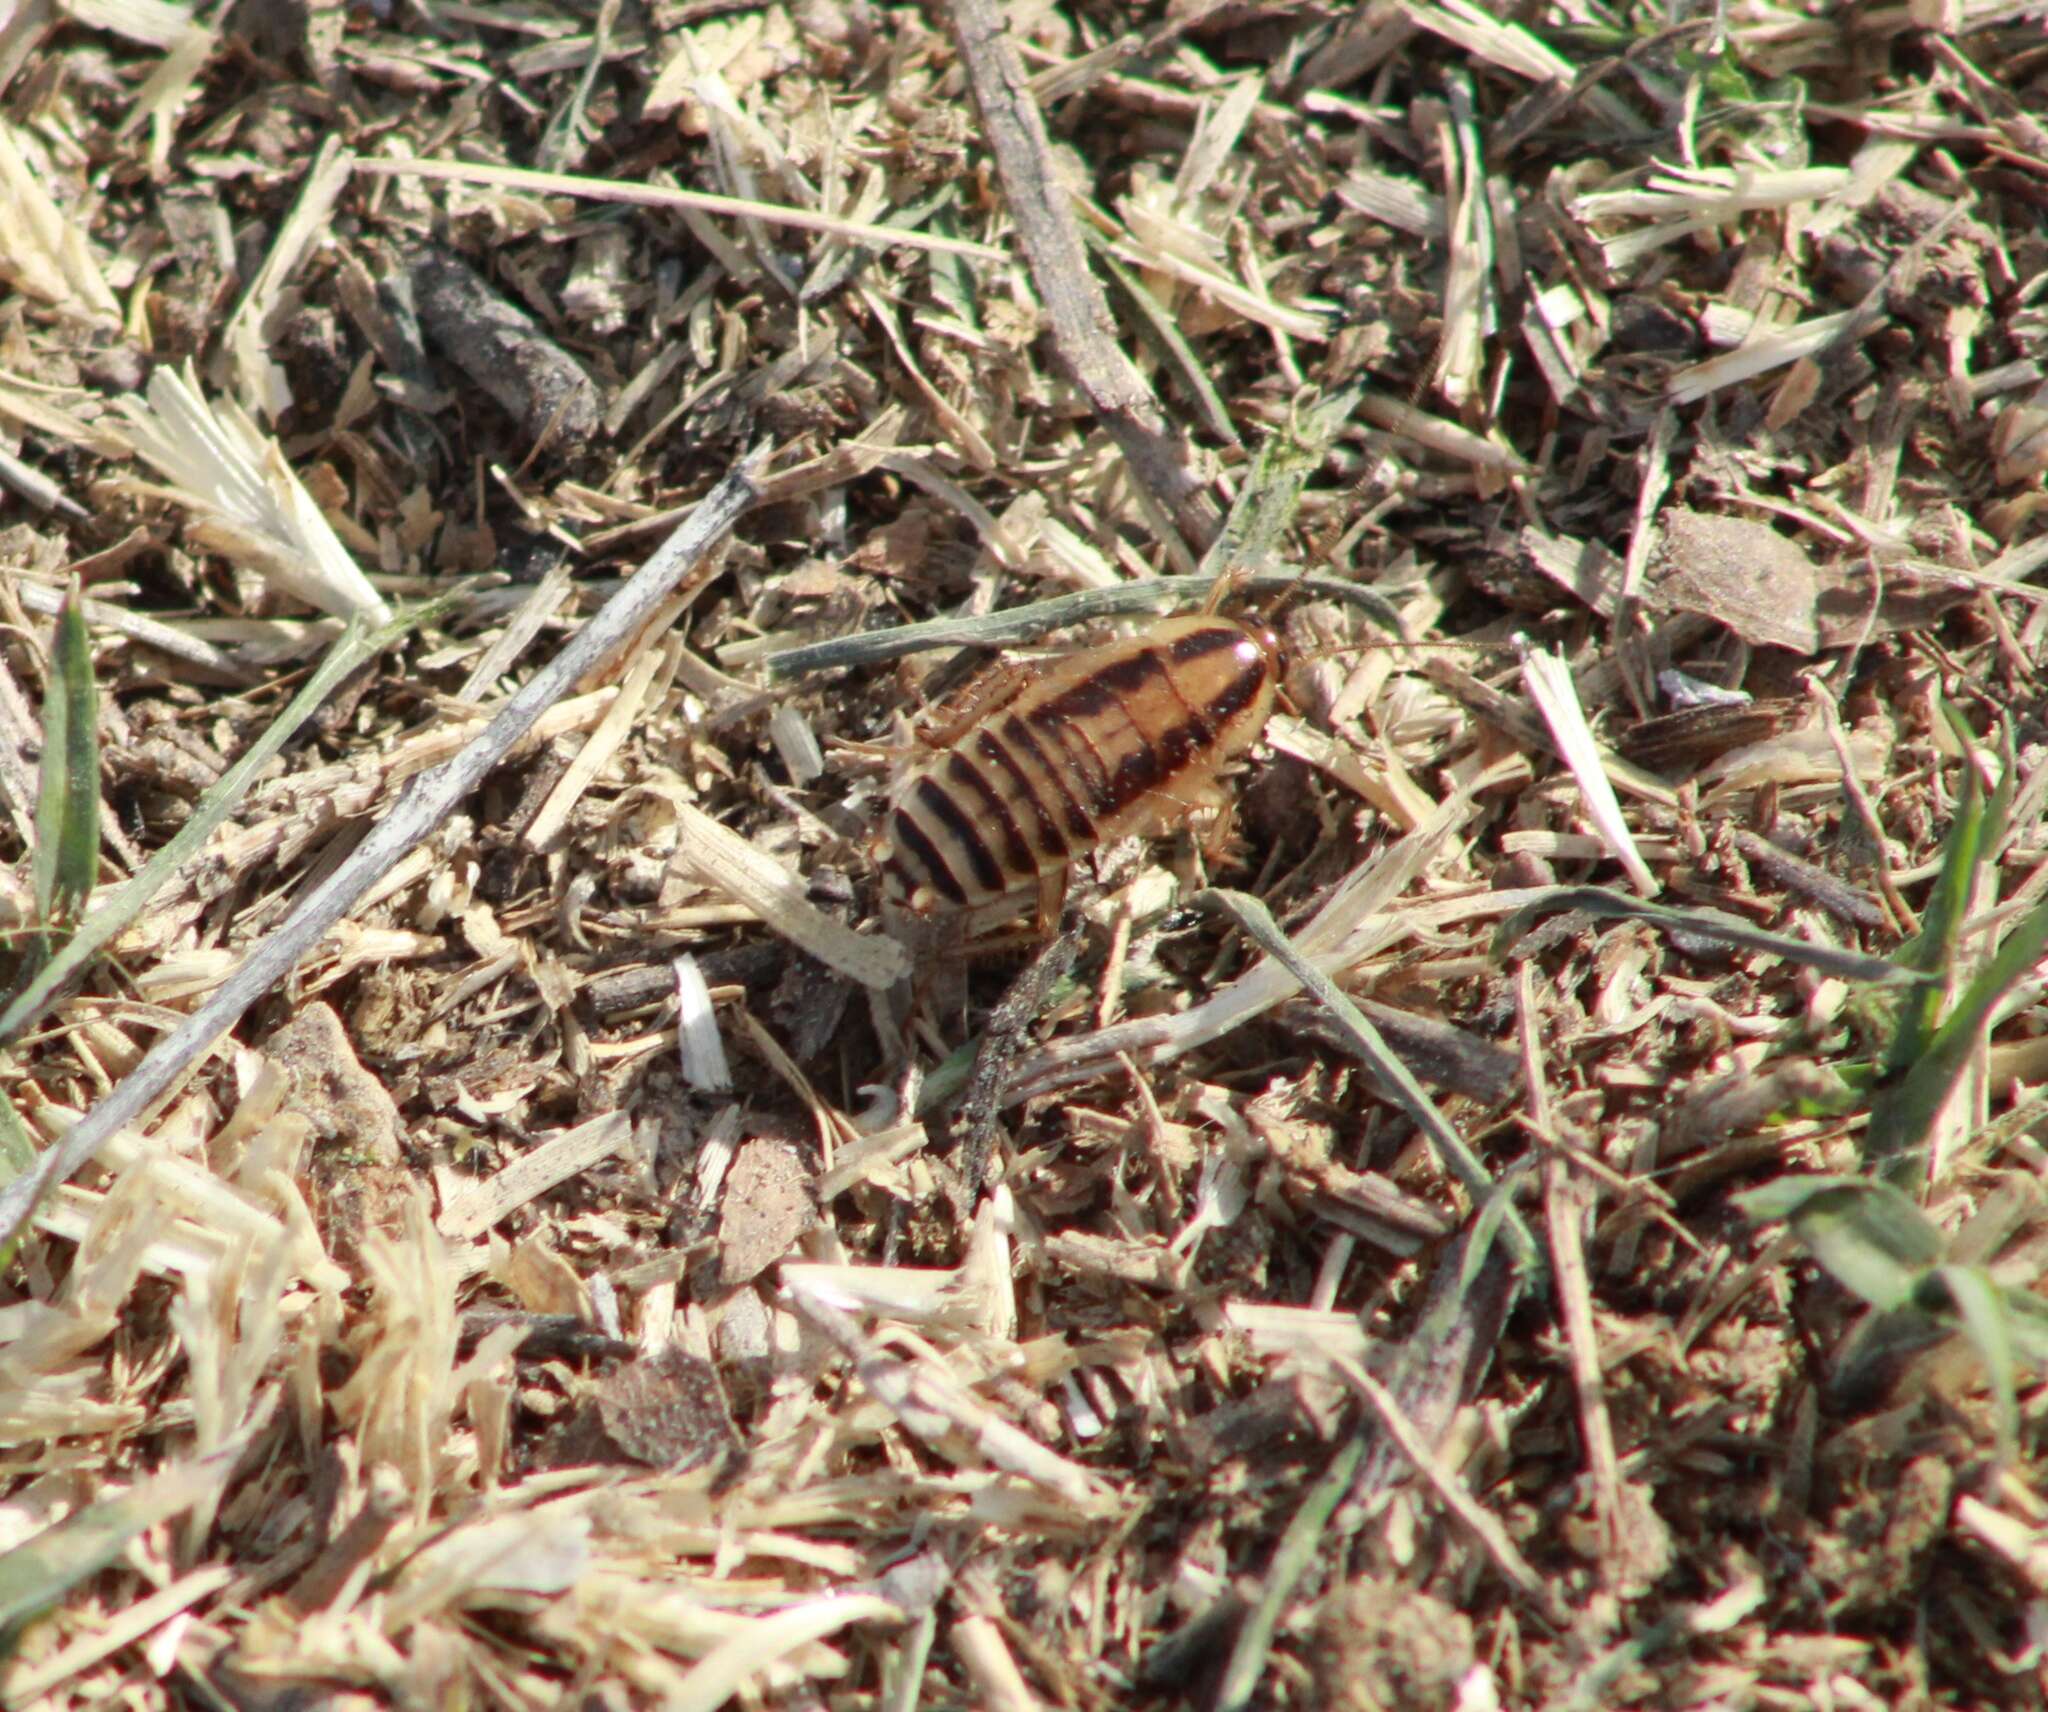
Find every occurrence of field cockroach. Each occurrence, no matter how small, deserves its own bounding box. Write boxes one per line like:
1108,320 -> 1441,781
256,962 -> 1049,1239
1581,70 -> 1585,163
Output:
875,610 -> 1289,921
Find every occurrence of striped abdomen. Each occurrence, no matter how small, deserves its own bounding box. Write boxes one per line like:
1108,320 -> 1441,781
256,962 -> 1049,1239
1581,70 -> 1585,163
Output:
878,615 -> 1283,913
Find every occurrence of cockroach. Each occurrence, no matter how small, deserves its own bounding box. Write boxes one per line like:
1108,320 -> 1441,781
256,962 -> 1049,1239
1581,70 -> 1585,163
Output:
874,610 -> 1290,923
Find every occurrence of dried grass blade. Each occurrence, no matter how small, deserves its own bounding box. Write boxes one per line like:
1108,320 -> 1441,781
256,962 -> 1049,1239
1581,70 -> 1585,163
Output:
1197,887 -> 1539,1274
0,602 -> 429,1050
673,953 -> 733,1095
355,156 -> 1004,261
787,1279 -> 1116,1512
1517,641 -> 1657,895
670,799 -> 907,990
1080,225 -> 1238,445
0,1565 -> 233,1703
762,573 -> 1402,679
667,1593 -> 906,1712
12,578 -> 258,682
221,134 -> 354,419
1491,885 -> 1925,986
1429,72 -> 1495,408
437,1112 -> 633,1241
1355,389 -> 1529,474
112,362 -> 390,622
1665,307 -> 1874,404
64,0 -> 193,48
998,793 -> 1477,1103
0,465 -> 759,1252
0,1447 -> 238,1633
1560,1578 -> 1769,1712
0,120 -> 120,321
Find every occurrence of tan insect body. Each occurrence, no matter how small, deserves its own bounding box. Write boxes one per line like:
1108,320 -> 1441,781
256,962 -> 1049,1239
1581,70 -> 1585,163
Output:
877,614 -> 1286,914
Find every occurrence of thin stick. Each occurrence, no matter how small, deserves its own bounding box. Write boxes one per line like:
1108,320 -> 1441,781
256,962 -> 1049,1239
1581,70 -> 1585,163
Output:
951,906 -> 1086,1210
943,0 -> 1214,552
0,462 -> 761,1252
762,573 -> 1406,679
0,601 -> 448,1049
354,157 -> 1004,262
1334,1353 -> 1565,1622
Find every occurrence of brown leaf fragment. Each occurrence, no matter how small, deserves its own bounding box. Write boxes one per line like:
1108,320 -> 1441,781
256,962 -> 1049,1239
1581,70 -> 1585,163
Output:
1811,561 -> 1973,647
1279,996 -> 1521,1105
265,999 -> 408,1256
718,1137 -> 816,1285
263,999 -> 401,1165
1616,698 -> 1806,769
1652,509 -> 1822,653
541,1345 -> 741,1473
1514,525 -> 1629,618
406,246 -> 602,453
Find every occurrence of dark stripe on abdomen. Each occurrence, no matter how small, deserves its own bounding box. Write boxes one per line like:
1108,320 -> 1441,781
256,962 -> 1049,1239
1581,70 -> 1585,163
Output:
1201,655 -> 1270,731
1167,623 -> 1249,666
888,806 -> 969,905
977,729 -> 1068,860
913,776 -> 1006,894
1001,715 -> 1096,843
1038,644 -> 1167,725
944,752 -> 1035,878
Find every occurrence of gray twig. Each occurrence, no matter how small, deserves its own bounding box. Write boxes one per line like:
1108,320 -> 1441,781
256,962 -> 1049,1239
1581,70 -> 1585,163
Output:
0,461 -> 762,1251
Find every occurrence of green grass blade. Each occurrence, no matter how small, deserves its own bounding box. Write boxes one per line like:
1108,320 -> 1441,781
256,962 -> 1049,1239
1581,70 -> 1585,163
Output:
1198,886 -> 1542,1279
1213,1430 -> 1369,1712
0,1451 -> 235,1643
1082,224 -> 1240,447
28,588 -> 99,951
1932,1264 -> 2018,1463
0,1096 -> 32,1178
1197,381 -> 1367,583
1992,1285 -> 2048,1367
1734,1175 -> 1944,1310
1884,701 -> 1989,1075
1494,886 -> 1926,987
1867,886 -> 2048,1179
0,600 -> 445,1053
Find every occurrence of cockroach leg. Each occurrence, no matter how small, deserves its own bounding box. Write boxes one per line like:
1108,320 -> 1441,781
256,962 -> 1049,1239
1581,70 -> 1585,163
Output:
912,657 -> 1037,754
875,903 -> 974,1058
1033,867 -> 1069,940
1186,776 -> 1239,867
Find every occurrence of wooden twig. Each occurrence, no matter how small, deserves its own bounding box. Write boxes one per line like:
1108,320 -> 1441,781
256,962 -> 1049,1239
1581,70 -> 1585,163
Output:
944,0 -> 1217,555
0,461 -> 762,1252
950,905 -> 1086,1211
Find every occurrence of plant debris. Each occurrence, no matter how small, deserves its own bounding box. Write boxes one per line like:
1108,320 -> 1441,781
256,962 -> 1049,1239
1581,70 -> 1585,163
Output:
4,4 -> 2048,1710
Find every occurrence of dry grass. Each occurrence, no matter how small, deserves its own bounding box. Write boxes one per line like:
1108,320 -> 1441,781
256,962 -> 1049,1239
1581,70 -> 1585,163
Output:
2,2 -> 2047,1708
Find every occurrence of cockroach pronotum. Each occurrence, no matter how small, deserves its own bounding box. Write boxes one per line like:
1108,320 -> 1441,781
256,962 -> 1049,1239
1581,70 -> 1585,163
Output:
874,609 -> 1290,923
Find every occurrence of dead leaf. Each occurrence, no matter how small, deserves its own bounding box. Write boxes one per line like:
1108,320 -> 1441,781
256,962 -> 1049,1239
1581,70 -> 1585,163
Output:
1652,509 -> 1821,653
719,1138 -> 816,1286
538,1345 -> 740,1474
